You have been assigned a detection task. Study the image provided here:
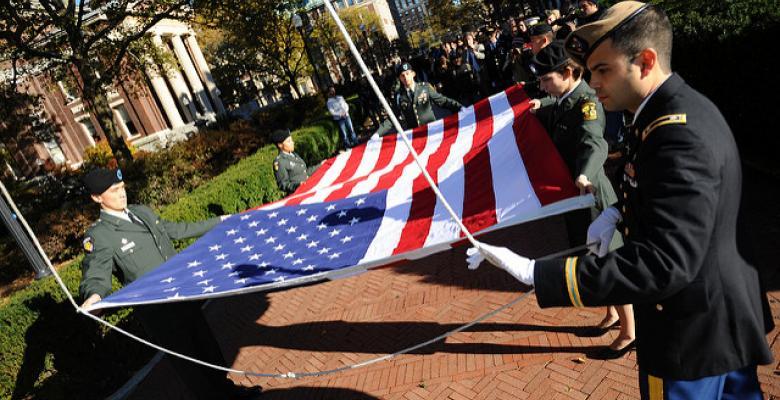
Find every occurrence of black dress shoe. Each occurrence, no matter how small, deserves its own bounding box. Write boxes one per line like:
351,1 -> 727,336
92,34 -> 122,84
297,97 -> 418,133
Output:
229,384 -> 263,399
577,320 -> 619,337
589,340 -> 635,360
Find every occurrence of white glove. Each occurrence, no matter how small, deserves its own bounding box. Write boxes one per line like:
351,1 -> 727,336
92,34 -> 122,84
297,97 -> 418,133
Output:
586,206 -> 622,258
466,242 -> 535,286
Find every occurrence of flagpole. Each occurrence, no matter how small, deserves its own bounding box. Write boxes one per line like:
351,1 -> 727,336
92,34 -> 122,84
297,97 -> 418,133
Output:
320,1 -> 482,250
0,180 -> 79,310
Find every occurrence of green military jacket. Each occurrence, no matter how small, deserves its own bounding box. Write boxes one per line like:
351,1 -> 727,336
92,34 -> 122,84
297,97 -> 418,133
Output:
79,205 -> 220,299
536,80 -> 618,212
274,151 -> 317,195
377,82 -> 462,136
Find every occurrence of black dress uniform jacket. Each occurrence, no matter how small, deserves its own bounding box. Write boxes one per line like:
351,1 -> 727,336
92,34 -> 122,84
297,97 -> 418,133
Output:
534,74 -> 773,379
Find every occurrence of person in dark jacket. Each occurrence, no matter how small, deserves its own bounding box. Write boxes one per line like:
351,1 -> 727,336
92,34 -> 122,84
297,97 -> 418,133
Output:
79,168 -> 262,399
467,2 -> 773,398
576,0 -> 605,26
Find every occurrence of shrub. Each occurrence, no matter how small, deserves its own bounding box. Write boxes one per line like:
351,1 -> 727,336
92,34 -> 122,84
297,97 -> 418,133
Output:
81,141 -> 115,169
162,121 -> 338,221
250,94 -> 329,135
662,0 -> 780,155
0,260 -> 152,400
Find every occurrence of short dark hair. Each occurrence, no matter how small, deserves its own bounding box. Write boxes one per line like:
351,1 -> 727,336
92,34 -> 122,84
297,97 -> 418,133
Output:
610,4 -> 672,72
553,59 -> 585,81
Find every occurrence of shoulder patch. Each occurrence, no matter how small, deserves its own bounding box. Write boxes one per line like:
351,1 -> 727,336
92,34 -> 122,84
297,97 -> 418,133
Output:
83,237 -> 94,253
581,101 -> 598,121
274,161 -> 279,171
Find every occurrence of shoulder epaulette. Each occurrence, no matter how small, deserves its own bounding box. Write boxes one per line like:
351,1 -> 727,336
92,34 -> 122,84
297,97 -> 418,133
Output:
641,114 -> 687,141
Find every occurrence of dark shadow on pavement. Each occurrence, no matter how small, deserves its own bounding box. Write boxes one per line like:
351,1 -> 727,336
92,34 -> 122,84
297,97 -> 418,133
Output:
11,296 -> 154,400
258,386 -> 381,399
229,318 -> 599,356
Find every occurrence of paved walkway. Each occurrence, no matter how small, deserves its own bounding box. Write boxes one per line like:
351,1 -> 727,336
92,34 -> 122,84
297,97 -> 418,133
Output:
129,168 -> 780,399
128,211 -> 780,399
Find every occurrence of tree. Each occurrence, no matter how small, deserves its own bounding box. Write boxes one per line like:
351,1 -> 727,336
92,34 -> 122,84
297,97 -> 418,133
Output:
427,0 -> 488,39
0,0 -> 192,163
310,7 -> 384,80
198,0 -> 312,98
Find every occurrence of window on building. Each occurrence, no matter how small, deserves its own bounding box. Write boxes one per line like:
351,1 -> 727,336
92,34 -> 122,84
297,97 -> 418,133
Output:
114,104 -> 139,138
57,80 -> 78,103
43,139 -> 66,165
79,117 -> 99,142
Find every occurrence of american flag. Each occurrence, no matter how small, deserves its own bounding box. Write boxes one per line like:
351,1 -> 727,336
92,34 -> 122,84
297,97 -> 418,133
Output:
94,85 -> 593,310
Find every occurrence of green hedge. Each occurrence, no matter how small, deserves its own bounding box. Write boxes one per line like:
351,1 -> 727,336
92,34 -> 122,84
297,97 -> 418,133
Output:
161,119 -> 338,221
0,121 -> 339,400
0,259 -> 151,400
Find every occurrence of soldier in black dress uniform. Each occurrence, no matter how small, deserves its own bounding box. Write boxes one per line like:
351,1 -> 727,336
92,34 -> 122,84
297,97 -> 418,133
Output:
466,2 -> 773,398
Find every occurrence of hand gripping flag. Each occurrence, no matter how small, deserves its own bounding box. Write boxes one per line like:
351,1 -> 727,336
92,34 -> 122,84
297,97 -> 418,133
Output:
92,85 -> 594,310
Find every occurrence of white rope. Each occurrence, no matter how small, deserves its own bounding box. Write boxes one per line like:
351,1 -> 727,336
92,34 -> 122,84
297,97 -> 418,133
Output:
0,2 -> 558,380
3,176 -> 594,379
321,0 -> 481,250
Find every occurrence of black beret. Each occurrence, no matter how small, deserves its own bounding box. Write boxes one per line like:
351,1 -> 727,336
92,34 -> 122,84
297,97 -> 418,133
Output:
83,168 -> 123,195
530,40 -> 570,76
529,23 -> 553,37
397,62 -> 413,75
270,129 -> 291,144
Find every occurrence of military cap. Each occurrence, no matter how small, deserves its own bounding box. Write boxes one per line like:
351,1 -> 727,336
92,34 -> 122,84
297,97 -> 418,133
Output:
528,23 -> 552,37
83,168 -> 123,195
270,128 -> 291,144
529,40 -> 570,76
565,0 -> 649,64
397,62 -> 413,75
523,17 -> 540,27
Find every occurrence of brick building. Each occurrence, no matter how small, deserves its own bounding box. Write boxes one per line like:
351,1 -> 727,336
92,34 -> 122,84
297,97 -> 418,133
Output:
2,18 -> 225,177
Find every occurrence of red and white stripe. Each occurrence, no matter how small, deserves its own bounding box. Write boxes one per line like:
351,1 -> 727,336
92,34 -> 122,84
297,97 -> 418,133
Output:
266,85 -> 590,265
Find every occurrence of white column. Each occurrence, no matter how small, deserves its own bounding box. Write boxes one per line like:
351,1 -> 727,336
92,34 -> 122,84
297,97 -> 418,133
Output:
185,32 -> 226,115
144,64 -> 185,128
170,34 -> 214,115
152,35 -> 198,122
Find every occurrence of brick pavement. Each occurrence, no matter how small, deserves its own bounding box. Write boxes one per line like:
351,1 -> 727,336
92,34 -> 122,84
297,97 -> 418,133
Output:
129,211 -> 780,399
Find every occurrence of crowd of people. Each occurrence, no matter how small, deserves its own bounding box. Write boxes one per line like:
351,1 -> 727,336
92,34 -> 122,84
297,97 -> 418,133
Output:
358,0 -> 605,110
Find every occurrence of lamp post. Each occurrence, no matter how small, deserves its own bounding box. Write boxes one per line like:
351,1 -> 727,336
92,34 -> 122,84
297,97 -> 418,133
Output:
293,13 -> 322,92
371,26 -> 386,71
359,23 -> 380,74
